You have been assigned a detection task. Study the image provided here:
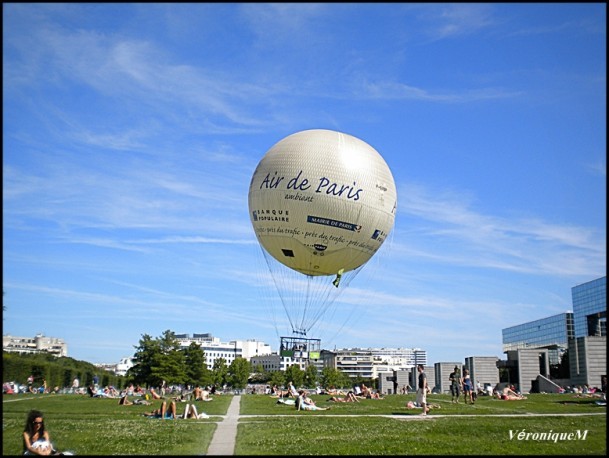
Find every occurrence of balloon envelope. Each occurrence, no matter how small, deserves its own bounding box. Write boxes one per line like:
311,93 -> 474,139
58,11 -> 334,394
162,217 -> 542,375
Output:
248,129 -> 397,277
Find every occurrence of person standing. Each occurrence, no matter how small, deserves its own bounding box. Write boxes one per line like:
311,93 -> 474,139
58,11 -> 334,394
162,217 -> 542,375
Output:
462,369 -> 474,404
416,365 -> 430,416
449,366 -> 462,403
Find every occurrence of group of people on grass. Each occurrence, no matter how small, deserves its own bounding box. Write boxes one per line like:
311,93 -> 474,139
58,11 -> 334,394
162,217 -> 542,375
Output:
448,366 -> 476,404
271,380 -> 385,406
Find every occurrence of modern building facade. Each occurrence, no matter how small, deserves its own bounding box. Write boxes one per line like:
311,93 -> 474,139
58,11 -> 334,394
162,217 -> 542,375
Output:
569,276 -> 607,388
434,362 -> 463,394
503,348 -> 550,394
572,276 -> 606,338
502,312 -> 574,365
568,336 -> 606,388
464,356 -> 500,392
500,276 -> 606,392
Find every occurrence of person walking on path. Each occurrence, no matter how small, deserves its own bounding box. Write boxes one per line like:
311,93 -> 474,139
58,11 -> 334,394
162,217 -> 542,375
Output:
416,365 -> 430,416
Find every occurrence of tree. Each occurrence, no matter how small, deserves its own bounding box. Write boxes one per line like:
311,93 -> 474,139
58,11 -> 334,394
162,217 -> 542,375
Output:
127,334 -> 159,386
269,370 -> 285,388
303,363 -> 318,388
184,342 -> 212,387
284,364 -> 304,388
228,357 -> 251,390
128,330 -> 186,388
212,357 -> 229,388
249,363 -> 269,384
320,367 -> 344,390
149,330 -> 186,387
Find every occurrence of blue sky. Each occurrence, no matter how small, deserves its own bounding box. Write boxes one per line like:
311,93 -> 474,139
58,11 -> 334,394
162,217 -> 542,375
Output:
3,3 -> 606,366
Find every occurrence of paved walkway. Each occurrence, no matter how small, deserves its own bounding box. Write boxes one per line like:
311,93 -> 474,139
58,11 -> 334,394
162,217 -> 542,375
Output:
206,395 -> 241,455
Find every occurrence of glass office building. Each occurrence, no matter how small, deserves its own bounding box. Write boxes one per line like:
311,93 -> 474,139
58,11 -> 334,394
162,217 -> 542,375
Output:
571,276 -> 606,338
502,312 -> 574,365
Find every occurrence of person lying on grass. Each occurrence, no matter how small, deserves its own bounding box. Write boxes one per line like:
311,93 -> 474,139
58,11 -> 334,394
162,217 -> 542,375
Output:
118,395 -> 133,405
142,401 -> 177,419
327,391 -> 360,403
178,403 -> 209,419
406,401 -> 441,410
495,387 -> 527,400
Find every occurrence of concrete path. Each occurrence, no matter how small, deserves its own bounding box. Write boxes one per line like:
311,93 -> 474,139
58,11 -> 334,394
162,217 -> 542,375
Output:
206,395 -> 241,455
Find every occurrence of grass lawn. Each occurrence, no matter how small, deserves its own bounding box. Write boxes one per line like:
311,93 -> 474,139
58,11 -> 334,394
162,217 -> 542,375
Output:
2,392 -> 606,455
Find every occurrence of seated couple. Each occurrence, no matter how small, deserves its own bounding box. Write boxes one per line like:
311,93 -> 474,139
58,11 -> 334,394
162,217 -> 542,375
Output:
296,391 -> 330,411
272,381 -> 299,399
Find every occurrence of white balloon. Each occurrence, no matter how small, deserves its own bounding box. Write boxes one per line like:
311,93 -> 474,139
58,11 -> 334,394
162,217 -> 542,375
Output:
248,129 -> 397,276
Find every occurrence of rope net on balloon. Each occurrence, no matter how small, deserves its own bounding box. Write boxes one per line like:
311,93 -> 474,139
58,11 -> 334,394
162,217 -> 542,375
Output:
253,203 -> 395,347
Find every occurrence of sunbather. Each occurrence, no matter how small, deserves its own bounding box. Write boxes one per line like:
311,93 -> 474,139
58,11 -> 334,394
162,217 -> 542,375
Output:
142,400 -> 177,419
118,395 -> 133,405
407,400 -> 441,410
327,391 -> 359,403
148,387 -> 163,400
496,387 -> 527,400
179,403 -> 209,419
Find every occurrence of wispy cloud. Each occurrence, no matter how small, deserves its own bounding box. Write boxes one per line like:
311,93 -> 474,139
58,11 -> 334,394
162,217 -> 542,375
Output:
394,182 -> 605,277
358,80 -> 522,102
418,4 -> 496,41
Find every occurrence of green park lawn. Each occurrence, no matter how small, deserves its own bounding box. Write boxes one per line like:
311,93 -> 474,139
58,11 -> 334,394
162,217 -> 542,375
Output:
2,392 -> 606,455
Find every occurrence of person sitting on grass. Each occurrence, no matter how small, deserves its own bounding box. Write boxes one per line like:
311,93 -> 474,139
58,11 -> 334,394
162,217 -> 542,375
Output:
296,391 -> 330,411
23,410 -> 69,455
282,381 -> 299,398
118,395 -> 133,405
142,400 -> 177,419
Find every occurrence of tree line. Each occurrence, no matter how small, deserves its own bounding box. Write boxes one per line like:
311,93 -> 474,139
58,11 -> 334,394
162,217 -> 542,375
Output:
127,330 -> 362,391
3,351 -> 122,391
4,329 -> 370,392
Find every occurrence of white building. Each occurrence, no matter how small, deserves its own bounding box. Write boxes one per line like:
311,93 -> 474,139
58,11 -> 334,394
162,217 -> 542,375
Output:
3,333 -> 68,357
114,357 -> 135,376
174,333 -> 272,369
95,357 -> 135,377
320,347 -> 427,380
